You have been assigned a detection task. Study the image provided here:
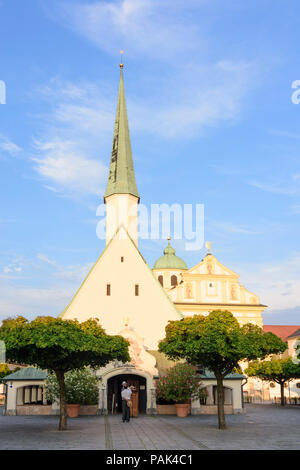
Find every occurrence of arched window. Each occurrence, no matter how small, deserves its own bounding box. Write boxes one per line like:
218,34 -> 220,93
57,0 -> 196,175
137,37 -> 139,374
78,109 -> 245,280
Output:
171,275 -> 178,286
158,275 -> 163,287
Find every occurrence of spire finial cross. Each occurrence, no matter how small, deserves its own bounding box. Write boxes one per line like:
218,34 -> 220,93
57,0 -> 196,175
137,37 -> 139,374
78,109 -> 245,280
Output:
120,50 -> 124,69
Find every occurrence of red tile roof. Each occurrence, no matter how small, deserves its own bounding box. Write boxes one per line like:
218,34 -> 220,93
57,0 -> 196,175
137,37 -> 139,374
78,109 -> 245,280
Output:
263,325 -> 300,343
287,327 -> 300,339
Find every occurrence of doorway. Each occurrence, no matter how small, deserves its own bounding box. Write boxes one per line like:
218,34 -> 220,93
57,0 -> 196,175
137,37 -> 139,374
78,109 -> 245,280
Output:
107,374 -> 147,416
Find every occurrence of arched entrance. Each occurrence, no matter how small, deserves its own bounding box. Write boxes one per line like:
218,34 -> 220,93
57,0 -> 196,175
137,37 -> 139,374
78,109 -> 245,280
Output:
99,366 -> 156,415
107,373 -> 147,416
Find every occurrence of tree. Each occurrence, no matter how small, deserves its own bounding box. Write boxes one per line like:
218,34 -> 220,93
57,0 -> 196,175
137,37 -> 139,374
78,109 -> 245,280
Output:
246,358 -> 300,406
296,341 -> 300,363
0,316 -> 130,430
158,310 -> 287,429
0,363 -> 11,381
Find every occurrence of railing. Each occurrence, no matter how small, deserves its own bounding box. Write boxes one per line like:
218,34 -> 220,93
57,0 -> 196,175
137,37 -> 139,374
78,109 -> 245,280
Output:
243,394 -> 300,405
273,397 -> 300,405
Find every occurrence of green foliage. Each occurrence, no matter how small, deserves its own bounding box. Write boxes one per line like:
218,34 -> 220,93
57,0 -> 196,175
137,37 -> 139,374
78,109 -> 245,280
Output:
155,363 -> 202,404
296,342 -> 300,361
199,387 -> 209,400
159,310 -> 287,428
46,368 -> 99,405
0,315 -> 130,372
0,315 -> 130,430
159,311 -> 287,378
245,357 -> 300,383
0,363 -> 11,381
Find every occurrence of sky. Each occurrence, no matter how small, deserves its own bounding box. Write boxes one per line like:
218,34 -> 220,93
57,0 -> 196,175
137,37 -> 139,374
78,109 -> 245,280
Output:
0,0 -> 299,325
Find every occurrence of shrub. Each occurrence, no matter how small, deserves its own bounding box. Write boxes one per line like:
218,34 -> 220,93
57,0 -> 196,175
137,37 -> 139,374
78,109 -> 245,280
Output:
155,363 -> 202,404
46,368 -> 99,405
199,387 -> 209,404
0,363 -> 11,381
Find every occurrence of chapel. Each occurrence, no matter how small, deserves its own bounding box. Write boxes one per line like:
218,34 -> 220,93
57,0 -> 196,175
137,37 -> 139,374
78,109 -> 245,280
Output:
59,64 -> 265,415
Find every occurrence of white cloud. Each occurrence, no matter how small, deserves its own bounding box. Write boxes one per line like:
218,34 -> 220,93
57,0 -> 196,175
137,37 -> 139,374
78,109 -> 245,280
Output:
0,135 -> 21,156
32,139 -> 107,196
0,286 -> 73,321
40,1 -> 259,140
237,254 -> 300,311
127,61 -> 255,138
37,253 -> 58,267
0,253 -> 94,321
211,221 -> 262,235
26,1 -> 261,201
55,0 -> 203,61
34,57 -> 256,154
249,180 -> 299,196
1,256 -> 24,278
37,252 -> 93,283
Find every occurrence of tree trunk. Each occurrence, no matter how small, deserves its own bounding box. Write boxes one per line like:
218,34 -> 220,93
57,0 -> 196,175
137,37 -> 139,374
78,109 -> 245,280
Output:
216,374 -> 226,430
55,370 -> 67,431
280,381 -> 285,407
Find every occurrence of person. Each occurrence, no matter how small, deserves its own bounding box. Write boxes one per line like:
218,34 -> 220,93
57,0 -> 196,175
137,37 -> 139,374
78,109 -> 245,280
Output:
121,381 -> 132,423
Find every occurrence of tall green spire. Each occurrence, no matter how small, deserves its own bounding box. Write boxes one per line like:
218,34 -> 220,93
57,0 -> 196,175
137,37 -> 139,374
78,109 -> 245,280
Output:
104,65 -> 140,201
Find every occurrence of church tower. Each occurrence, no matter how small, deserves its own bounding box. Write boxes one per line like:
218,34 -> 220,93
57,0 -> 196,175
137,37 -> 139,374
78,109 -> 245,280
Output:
104,63 -> 140,247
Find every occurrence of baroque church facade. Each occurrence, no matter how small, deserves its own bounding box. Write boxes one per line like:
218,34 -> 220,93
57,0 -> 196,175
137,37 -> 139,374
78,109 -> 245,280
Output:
60,64 -> 266,415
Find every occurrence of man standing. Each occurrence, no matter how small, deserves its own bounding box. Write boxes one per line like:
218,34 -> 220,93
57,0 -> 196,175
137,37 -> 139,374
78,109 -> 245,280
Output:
121,381 -> 132,423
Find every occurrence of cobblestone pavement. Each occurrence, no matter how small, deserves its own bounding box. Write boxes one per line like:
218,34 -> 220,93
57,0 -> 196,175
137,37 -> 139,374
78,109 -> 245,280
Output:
0,405 -> 299,450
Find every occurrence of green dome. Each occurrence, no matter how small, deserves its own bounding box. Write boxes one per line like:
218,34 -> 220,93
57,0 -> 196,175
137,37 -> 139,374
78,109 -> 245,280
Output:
153,240 -> 188,270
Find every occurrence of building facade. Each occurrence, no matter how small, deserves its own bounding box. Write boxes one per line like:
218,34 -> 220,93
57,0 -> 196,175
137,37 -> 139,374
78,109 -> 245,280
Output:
2,67 -> 299,417
56,65 -> 271,415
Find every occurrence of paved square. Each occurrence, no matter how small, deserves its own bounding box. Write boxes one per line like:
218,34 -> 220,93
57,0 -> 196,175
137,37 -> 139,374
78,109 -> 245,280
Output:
0,405 -> 299,450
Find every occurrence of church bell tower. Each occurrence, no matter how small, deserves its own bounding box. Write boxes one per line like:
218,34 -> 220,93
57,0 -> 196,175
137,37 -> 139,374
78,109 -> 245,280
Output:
104,62 -> 140,247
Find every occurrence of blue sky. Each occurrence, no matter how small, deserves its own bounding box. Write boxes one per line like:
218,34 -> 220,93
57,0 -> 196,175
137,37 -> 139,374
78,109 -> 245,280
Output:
0,0 -> 299,324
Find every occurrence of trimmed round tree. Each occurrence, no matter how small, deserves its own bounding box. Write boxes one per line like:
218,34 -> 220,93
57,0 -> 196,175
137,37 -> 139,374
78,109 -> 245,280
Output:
246,358 -> 300,406
0,316 -> 130,430
159,310 -> 287,429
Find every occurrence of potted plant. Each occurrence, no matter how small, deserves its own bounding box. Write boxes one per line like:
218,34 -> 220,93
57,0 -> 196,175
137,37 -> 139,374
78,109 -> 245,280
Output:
155,363 -> 202,417
46,368 -> 99,418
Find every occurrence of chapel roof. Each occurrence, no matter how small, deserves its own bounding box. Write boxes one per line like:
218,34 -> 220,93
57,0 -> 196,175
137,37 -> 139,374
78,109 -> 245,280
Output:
287,327 -> 300,340
153,240 -> 188,270
263,325 -> 300,343
1,367 -> 48,381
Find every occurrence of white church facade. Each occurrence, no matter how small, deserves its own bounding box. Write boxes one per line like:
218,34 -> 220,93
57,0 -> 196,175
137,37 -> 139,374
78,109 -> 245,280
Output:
56,63 -> 268,416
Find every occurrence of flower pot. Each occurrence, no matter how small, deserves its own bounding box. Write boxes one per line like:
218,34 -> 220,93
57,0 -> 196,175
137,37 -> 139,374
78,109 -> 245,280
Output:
66,404 -> 80,418
175,403 -> 190,418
